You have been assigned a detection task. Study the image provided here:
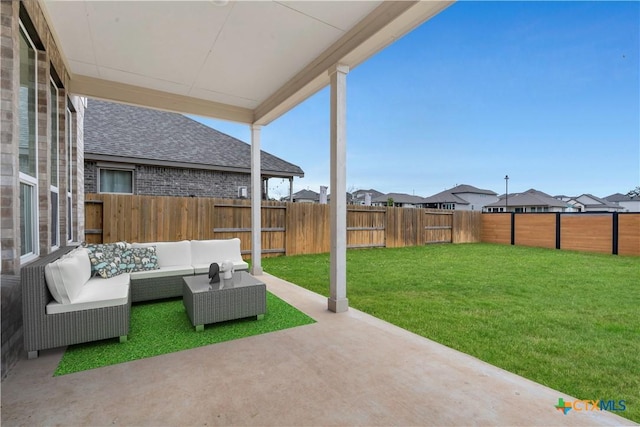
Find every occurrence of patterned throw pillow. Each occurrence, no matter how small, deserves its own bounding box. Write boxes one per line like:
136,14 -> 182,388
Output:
85,242 -> 131,278
129,246 -> 159,272
97,261 -> 123,279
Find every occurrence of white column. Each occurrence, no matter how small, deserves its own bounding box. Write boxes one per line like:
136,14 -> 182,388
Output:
251,124 -> 263,275
328,64 -> 349,313
289,177 -> 293,202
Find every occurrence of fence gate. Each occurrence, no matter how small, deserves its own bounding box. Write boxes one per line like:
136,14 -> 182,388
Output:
424,210 -> 453,244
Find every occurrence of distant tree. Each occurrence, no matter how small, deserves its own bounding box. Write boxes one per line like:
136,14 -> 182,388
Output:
387,197 -> 394,207
627,186 -> 640,198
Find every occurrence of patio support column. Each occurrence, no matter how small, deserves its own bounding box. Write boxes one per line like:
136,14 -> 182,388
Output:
289,177 -> 293,202
328,64 -> 349,313
250,124 -> 263,275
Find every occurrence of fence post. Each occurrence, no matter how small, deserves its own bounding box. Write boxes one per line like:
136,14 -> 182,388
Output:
510,212 -> 515,245
612,212 -> 619,255
556,212 -> 561,250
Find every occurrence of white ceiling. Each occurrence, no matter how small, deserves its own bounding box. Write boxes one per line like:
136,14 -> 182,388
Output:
42,0 -> 453,125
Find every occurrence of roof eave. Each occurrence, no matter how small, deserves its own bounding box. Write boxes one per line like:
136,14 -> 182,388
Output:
85,153 -> 304,178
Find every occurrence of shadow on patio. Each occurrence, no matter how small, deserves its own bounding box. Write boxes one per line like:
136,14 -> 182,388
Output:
1,273 -> 634,426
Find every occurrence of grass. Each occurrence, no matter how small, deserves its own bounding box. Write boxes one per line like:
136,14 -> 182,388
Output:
262,243 -> 640,423
55,292 -> 315,376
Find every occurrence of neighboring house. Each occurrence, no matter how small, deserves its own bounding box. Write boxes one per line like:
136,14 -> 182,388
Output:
286,189 -> 320,203
84,99 -> 304,199
423,184 -> 498,211
351,189 -> 384,206
371,193 -> 428,208
563,194 -> 624,213
484,189 -> 569,213
604,193 -> 640,213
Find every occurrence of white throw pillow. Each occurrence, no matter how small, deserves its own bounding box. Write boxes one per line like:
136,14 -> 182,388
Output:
191,238 -> 243,265
44,248 -> 92,304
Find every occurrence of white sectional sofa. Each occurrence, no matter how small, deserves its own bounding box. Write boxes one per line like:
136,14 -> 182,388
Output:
22,238 -> 249,358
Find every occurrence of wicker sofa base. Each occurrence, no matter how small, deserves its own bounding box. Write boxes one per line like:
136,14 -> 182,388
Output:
22,247 -> 131,359
22,247 -> 250,358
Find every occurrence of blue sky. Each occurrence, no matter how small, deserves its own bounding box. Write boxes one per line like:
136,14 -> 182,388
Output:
192,1 -> 639,200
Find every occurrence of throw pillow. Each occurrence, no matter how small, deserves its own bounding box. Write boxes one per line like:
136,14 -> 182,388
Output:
85,242 -> 130,277
129,246 -> 159,272
97,260 -> 123,279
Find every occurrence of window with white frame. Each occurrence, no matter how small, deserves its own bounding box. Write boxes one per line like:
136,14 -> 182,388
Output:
50,79 -> 60,249
19,25 -> 38,260
66,105 -> 73,242
98,168 -> 134,194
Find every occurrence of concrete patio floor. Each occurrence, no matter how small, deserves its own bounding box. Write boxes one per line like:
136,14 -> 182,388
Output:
1,273 -> 635,426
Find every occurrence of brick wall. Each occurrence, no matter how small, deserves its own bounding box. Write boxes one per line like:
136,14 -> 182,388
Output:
1,0 -> 19,275
0,1 -> 84,379
85,162 -> 253,199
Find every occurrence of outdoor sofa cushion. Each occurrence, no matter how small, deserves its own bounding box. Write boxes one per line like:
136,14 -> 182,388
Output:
44,247 -> 92,304
129,265 -> 194,280
132,240 -> 191,268
191,238 -> 249,274
46,273 -> 130,315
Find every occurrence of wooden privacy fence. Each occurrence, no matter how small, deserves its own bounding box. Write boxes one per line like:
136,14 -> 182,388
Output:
85,194 -> 482,257
481,212 -> 640,256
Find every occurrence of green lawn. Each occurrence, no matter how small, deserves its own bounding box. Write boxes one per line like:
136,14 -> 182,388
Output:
261,243 -> 640,422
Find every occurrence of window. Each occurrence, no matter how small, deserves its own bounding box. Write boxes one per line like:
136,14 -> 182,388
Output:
99,168 -> 133,194
50,79 -> 60,248
66,106 -> 73,242
19,25 -> 38,260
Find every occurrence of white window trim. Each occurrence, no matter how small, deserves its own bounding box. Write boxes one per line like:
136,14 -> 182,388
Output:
19,22 -> 39,263
97,166 -> 135,194
66,106 -> 73,243
50,78 -> 60,250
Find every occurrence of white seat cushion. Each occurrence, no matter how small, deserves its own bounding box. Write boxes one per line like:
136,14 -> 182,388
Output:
191,238 -> 245,265
46,273 -> 130,314
193,261 -> 248,275
44,247 -> 92,304
132,241 -> 191,268
130,265 -> 194,280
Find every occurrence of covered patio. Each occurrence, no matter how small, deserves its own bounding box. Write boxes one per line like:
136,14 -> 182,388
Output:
39,0 -> 460,313
1,275 -> 631,426
3,2 -> 634,425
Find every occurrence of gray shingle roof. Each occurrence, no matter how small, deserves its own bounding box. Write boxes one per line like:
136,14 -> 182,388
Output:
605,193 -> 636,202
291,189 -> 319,201
424,184 -> 496,205
372,193 -> 427,204
485,189 -> 567,208
574,194 -> 623,209
84,99 -> 304,177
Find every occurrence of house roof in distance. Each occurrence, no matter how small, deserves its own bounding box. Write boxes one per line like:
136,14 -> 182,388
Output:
289,189 -> 320,201
605,193 -> 637,202
423,184 -> 496,205
485,189 -> 567,208
372,192 -> 427,205
84,99 -> 304,178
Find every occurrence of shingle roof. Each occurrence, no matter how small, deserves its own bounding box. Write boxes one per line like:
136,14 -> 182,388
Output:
485,189 -> 567,208
574,194 -> 623,209
605,193 -> 636,202
84,99 -> 304,177
291,189 -> 319,201
372,193 -> 427,204
449,184 -> 497,196
423,184 -> 496,205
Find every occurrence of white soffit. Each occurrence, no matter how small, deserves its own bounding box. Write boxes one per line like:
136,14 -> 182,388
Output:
41,0 -> 453,125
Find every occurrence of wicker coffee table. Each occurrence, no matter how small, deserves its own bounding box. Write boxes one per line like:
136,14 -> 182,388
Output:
182,272 -> 266,331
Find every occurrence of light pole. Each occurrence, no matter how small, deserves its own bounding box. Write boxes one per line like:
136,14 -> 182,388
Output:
504,175 -> 509,212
